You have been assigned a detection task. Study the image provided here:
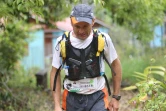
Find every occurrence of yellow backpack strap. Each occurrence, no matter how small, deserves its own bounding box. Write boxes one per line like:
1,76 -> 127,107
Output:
94,30 -> 111,96
60,41 -> 66,59
64,31 -> 69,38
60,31 -> 69,59
53,31 -> 70,91
96,33 -> 105,56
93,29 -> 98,33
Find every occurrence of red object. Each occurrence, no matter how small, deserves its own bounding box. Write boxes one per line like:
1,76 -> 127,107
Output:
56,18 -> 73,31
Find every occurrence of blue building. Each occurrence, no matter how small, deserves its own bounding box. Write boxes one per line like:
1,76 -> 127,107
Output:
150,25 -> 165,47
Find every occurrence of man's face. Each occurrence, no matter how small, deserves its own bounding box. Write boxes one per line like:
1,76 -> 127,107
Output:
72,21 -> 94,40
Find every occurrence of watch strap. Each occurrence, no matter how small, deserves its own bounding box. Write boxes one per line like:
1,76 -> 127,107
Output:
112,95 -> 121,100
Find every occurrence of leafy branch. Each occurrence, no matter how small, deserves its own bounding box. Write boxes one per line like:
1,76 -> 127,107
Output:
123,65 -> 166,111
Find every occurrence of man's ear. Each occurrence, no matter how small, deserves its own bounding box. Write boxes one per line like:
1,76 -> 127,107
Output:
70,18 -> 74,26
92,19 -> 95,26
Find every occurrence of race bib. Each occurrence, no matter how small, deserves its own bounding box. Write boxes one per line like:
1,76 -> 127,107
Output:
65,78 -> 97,92
79,78 -> 97,89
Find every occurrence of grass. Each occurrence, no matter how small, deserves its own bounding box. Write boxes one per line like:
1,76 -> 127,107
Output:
121,57 -> 150,84
105,56 -> 163,85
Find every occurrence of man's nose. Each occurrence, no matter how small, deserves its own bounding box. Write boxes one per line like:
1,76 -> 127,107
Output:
78,28 -> 84,33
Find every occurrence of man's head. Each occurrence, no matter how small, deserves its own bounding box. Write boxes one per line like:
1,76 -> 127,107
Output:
70,4 -> 95,40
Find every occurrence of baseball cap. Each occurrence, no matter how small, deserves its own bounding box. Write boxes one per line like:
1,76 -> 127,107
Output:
70,4 -> 94,24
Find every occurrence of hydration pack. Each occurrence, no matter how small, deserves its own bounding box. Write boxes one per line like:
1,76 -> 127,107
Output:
53,29 -> 115,96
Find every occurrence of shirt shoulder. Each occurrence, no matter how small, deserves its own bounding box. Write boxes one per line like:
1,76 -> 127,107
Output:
100,32 -> 112,41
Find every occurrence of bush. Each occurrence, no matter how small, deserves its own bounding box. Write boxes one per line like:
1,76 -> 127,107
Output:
0,66 -> 53,111
123,65 -> 166,111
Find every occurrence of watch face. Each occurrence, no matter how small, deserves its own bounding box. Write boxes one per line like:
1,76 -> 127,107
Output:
116,96 -> 121,100
112,95 -> 121,100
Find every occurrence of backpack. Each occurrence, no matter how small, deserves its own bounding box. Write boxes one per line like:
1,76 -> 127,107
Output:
53,29 -> 115,96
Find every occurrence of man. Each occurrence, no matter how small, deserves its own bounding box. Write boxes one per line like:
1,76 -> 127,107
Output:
50,4 -> 122,111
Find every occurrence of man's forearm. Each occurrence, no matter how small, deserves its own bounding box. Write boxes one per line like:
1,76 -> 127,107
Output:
111,58 -> 122,95
50,67 -> 61,107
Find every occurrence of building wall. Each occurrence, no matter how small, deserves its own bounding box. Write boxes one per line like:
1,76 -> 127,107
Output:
21,30 -> 44,70
150,25 -> 164,47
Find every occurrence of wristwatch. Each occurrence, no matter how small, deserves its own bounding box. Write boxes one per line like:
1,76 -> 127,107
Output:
112,95 -> 121,101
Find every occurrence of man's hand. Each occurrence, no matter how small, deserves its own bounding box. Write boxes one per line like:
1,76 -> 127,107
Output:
55,105 -> 62,111
108,98 -> 120,111
108,58 -> 122,111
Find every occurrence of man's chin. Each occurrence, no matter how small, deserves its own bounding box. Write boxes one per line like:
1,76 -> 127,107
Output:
78,36 -> 88,40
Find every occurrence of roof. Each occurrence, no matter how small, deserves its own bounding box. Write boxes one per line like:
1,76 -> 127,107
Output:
55,18 -> 73,31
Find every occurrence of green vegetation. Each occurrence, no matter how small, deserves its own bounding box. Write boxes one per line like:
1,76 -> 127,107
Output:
121,58 -> 149,84
103,0 -> 166,41
123,64 -> 166,111
0,66 -> 53,111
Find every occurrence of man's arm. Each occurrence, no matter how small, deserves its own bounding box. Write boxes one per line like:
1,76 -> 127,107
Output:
111,58 -> 122,95
50,66 -> 62,111
108,58 -> 122,111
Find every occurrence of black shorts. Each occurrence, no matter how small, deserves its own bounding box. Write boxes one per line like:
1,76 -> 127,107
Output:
62,88 -> 109,111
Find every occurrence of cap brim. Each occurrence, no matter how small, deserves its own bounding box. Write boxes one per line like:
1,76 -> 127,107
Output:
71,17 -> 92,24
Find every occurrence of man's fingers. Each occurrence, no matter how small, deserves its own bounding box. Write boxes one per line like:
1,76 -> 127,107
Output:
113,107 -> 119,111
108,103 -> 113,111
108,107 -> 112,111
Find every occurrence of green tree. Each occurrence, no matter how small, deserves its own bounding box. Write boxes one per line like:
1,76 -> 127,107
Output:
102,0 -> 166,41
0,0 -> 81,77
